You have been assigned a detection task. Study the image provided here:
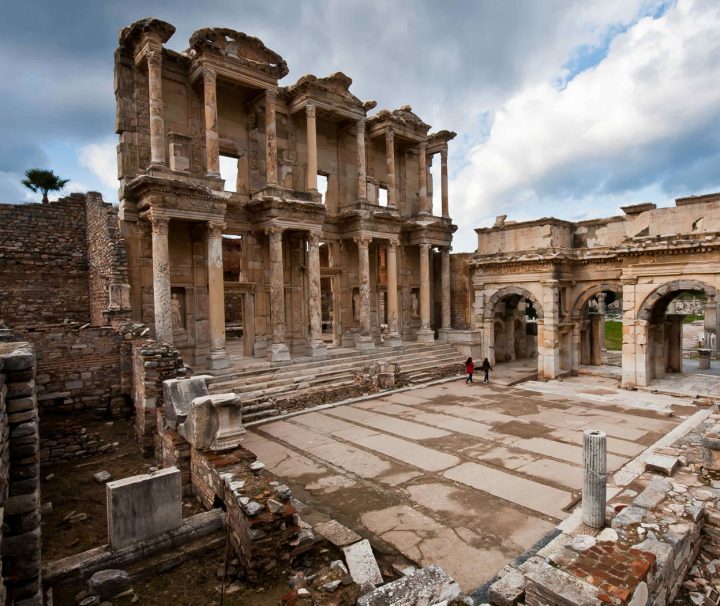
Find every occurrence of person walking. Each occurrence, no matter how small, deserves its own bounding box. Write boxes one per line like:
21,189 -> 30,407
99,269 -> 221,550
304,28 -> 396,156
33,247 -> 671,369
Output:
481,358 -> 492,383
465,357 -> 474,384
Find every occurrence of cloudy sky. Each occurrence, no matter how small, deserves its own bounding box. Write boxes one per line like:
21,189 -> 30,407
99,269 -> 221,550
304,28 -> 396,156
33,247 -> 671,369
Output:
1,0 -> 718,251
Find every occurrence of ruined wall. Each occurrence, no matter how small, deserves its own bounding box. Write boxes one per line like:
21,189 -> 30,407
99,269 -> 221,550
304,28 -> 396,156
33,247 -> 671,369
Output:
0,196 -> 89,326
450,253 -> 472,330
0,341 -> 42,605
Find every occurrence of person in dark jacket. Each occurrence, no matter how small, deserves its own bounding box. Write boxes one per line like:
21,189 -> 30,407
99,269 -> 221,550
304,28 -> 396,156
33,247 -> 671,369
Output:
481,358 -> 492,383
465,357 -> 474,384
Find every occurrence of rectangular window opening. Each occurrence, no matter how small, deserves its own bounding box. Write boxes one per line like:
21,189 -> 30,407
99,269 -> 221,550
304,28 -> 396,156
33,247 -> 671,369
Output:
220,155 -> 238,193
317,174 -> 328,204
378,186 -> 388,207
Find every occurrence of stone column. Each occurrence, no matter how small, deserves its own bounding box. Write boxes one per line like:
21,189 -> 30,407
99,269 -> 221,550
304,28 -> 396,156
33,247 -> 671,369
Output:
441,148 -> 449,218
438,247 -> 451,343
704,295 -> 717,349
307,231 -> 326,357
206,221 -> 230,369
596,292 -> 607,353
265,89 -> 278,187
267,227 -> 290,361
357,118 -> 367,200
151,215 -> 173,344
620,280 -> 639,388
385,129 -> 397,209
418,142 -> 428,215
147,50 -> 166,167
354,235 -> 375,350
540,281 -> 561,379
202,67 -> 220,177
582,429 -> 607,529
417,242 -> 434,343
306,104 -> 317,191
386,239 -> 401,347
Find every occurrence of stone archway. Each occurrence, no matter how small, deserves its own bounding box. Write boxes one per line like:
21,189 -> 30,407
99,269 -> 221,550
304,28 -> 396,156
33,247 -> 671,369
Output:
572,283 -> 622,367
483,286 -> 543,366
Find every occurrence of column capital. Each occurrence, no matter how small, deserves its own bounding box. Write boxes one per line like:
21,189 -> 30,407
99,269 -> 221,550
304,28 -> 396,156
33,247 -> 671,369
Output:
307,230 -> 322,246
201,65 -> 216,81
207,221 -> 226,239
356,118 -> 366,133
150,215 -> 169,235
265,88 -> 277,102
385,128 -> 395,142
418,141 -> 427,153
387,237 -> 400,249
146,49 -> 162,68
418,240 -> 431,253
305,103 -> 316,118
353,235 -> 372,248
440,147 -> 448,162
265,225 -> 284,237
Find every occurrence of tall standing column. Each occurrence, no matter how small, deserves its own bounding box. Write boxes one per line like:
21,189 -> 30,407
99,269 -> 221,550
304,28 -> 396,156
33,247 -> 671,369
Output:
386,239 -> 401,347
151,215 -> 173,344
440,247 -> 451,334
147,50 -> 166,167
267,227 -> 290,361
357,118 -> 367,200
307,231 -> 326,357
265,89 -> 278,187
203,67 -> 220,177
417,241 -> 434,343
306,104 -> 317,191
206,221 -> 230,369
441,148 -> 449,218
597,291 -> 607,352
418,142 -> 428,215
385,129 -> 397,209
354,235 -> 375,350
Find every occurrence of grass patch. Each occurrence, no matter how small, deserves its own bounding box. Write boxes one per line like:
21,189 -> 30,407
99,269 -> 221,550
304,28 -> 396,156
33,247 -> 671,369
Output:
604,320 -> 622,351
683,314 -> 704,324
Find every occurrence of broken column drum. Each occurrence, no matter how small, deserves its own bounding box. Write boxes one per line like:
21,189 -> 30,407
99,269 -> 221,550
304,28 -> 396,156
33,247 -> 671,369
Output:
582,429 -> 607,528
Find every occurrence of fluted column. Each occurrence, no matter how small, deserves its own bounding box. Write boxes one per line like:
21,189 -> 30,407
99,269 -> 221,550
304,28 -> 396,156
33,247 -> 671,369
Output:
307,231 -> 326,357
151,215 -> 173,344
418,142 -> 428,214
582,429 -> 607,528
267,227 -> 290,361
357,118 -> 367,199
306,104 -> 317,191
354,235 -> 375,350
441,148 -> 449,218
441,247 -> 451,329
203,67 -> 220,177
417,241 -> 434,342
265,90 -> 278,186
386,239 -> 402,347
147,50 -> 166,167
206,221 -> 230,369
385,129 -> 397,209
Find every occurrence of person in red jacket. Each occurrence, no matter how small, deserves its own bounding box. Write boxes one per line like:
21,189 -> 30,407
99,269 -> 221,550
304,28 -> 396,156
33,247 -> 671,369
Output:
465,357 -> 474,384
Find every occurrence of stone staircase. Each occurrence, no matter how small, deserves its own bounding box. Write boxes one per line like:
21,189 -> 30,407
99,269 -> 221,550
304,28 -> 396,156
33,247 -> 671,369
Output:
206,342 -> 462,424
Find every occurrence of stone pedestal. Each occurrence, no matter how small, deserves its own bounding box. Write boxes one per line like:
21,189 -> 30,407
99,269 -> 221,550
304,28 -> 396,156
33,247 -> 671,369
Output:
269,342 -> 291,362
437,328 -> 451,344
582,429 -> 607,529
179,393 -> 246,452
699,348 -> 711,370
416,328 -> 435,344
355,335 -> 375,351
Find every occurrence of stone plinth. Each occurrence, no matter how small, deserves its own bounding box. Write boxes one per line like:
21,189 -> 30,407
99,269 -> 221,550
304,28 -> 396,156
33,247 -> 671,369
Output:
416,328 -> 435,344
107,467 -> 182,549
179,393 -> 246,451
699,348 -> 712,369
162,375 -> 211,429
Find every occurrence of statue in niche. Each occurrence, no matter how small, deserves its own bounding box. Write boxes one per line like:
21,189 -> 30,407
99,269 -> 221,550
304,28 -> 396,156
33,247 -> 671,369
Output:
411,290 -> 420,318
171,293 -> 185,330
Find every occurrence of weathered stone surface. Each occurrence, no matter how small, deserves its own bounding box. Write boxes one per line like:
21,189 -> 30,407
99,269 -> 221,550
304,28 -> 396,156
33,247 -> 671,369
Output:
178,393 -> 245,452
645,454 -> 679,476
357,565 -> 460,606
88,569 -> 131,600
488,566 -> 525,606
633,477 -> 672,509
315,519 -> 362,548
343,539 -> 383,587
162,376 -> 209,429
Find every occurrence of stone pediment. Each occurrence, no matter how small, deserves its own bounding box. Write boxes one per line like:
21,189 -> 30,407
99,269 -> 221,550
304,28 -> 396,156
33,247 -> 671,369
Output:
286,72 -> 375,114
188,28 -> 289,79
119,18 -> 176,49
368,105 -> 430,140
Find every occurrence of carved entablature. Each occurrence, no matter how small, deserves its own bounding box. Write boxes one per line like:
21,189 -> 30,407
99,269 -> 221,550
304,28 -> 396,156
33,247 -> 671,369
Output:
119,18 -> 176,63
426,130 -> 457,155
284,72 -> 375,121
187,28 -> 289,80
367,105 -> 431,143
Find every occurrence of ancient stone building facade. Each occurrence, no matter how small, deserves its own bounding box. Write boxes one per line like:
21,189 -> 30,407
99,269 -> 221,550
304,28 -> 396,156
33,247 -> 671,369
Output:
115,19 -> 457,366
468,192 -> 720,388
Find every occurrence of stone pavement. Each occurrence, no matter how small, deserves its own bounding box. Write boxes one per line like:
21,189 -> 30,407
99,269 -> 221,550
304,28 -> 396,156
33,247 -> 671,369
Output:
242,377 -> 692,592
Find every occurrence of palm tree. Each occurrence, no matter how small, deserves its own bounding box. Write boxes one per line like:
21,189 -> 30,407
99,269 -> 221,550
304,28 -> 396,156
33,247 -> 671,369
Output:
21,169 -> 70,204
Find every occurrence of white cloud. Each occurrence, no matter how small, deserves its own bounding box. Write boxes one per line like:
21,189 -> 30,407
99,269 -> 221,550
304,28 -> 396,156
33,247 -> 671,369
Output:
78,139 -> 117,190
451,0 -> 720,250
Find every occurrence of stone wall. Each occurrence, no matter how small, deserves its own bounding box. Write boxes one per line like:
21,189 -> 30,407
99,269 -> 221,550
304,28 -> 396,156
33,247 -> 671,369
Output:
39,417 -> 118,465
0,341 -> 43,605
450,253 -> 472,330
0,196 -> 89,326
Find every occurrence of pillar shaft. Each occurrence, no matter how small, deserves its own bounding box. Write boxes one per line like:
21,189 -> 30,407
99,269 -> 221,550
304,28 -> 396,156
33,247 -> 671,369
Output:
419,242 -> 431,330
355,236 -> 372,336
418,142 -> 428,214
441,148 -> 449,218
308,232 -> 322,342
207,222 -> 230,368
441,247 -> 451,329
268,228 -> 285,344
357,119 -> 366,199
265,90 -> 278,186
582,430 -> 607,528
202,67 -> 220,177
387,240 -> 399,336
151,216 -> 173,344
147,50 -> 165,166
385,130 -> 396,209
306,104 -> 317,191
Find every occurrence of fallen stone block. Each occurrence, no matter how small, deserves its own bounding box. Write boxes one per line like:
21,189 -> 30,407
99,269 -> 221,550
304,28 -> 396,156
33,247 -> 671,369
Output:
178,393 -> 246,451
88,569 -> 131,600
162,376 -> 210,429
645,454 -> 680,476
488,567 -> 525,606
357,565 -> 461,606
343,539 -> 383,587
315,519 -> 362,547
93,471 -> 112,484
633,477 -> 672,509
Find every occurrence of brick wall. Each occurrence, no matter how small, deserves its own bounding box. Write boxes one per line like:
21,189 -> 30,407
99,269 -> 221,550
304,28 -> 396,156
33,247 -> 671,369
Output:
450,253 -> 472,329
0,196 -> 90,326
0,341 -> 42,605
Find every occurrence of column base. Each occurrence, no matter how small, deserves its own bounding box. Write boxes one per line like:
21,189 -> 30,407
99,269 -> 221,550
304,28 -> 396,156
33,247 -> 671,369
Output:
268,343 -> 291,362
355,335 -> 376,351
307,340 -> 328,358
385,333 -> 403,348
206,348 -> 231,370
437,328 -> 451,343
416,328 -> 435,344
